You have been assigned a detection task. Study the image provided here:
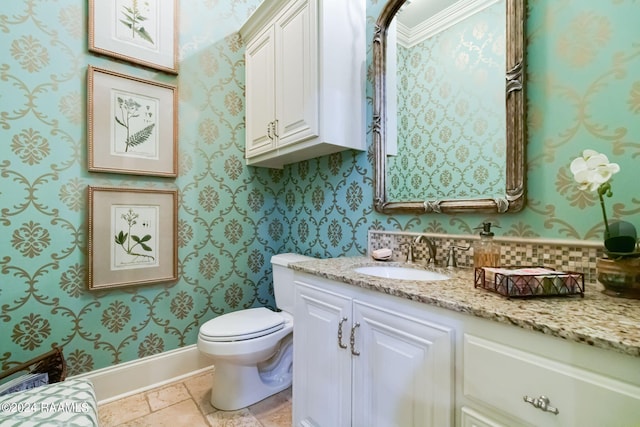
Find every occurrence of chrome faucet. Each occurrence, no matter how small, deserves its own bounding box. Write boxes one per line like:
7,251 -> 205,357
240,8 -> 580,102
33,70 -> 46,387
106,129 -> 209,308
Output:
406,235 -> 437,266
446,245 -> 471,268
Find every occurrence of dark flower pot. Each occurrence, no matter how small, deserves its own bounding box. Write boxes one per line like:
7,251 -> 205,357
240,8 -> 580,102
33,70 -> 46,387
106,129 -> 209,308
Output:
597,257 -> 640,299
604,220 -> 637,254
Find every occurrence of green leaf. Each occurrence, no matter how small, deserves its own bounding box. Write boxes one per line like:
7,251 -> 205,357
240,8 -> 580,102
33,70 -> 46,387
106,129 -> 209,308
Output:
121,12 -> 135,22
115,231 -> 127,245
134,26 -> 154,45
119,20 -> 133,30
132,234 -> 152,244
114,116 -> 126,128
141,243 -> 152,252
125,123 -> 155,148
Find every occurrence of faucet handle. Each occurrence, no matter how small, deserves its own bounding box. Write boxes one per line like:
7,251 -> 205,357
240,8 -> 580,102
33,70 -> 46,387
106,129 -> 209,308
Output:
446,245 -> 471,268
405,243 -> 415,263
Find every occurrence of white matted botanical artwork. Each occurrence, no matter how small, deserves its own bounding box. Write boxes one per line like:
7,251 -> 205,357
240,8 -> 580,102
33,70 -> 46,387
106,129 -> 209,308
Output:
87,66 -> 178,177
88,0 -> 178,74
88,186 -> 178,290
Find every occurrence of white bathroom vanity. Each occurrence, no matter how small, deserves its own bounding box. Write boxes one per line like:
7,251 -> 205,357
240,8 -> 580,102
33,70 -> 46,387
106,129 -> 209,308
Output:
289,257 -> 640,427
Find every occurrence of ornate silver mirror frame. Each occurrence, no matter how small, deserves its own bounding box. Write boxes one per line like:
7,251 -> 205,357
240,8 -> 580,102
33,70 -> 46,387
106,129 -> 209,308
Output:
373,0 -> 526,214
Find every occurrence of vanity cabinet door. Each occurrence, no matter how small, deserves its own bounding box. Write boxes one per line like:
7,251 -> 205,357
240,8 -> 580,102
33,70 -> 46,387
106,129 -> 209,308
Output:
352,300 -> 455,427
293,275 -> 456,427
293,281 -> 352,427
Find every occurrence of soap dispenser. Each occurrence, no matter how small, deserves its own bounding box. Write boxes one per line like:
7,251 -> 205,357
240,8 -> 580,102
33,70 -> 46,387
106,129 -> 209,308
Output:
473,222 -> 500,269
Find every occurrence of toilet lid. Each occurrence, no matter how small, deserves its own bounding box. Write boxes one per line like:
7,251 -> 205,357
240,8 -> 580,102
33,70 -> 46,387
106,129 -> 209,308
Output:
199,307 -> 285,342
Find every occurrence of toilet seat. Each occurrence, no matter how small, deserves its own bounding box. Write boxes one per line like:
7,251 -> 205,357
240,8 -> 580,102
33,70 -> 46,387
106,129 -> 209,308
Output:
199,307 -> 285,342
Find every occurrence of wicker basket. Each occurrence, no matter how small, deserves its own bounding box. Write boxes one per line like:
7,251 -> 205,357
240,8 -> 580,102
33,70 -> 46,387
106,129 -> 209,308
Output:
0,347 -> 67,384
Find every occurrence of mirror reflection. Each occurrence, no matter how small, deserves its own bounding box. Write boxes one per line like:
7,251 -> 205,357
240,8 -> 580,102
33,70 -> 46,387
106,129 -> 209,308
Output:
373,0 -> 526,214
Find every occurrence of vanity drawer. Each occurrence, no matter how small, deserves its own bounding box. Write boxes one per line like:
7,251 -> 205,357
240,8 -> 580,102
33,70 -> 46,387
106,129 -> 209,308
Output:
463,333 -> 640,427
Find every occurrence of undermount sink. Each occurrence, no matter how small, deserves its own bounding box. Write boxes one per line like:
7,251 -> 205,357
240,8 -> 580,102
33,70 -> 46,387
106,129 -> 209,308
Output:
353,265 -> 450,281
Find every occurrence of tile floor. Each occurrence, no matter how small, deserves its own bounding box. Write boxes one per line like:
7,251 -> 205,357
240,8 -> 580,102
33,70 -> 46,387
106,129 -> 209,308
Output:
98,369 -> 292,426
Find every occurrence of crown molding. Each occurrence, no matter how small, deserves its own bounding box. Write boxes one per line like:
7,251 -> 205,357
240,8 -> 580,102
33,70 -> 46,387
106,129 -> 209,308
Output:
397,0 -> 499,48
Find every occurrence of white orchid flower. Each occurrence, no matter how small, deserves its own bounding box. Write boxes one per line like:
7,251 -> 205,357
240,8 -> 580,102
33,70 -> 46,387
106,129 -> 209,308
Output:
570,149 -> 638,254
570,149 -> 620,192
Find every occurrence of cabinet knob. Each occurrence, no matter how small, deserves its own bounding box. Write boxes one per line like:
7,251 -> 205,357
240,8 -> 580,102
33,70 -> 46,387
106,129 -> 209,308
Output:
273,119 -> 279,138
350,322 -> 361,356
337,317 -> 348,349
523,395 -> 559,415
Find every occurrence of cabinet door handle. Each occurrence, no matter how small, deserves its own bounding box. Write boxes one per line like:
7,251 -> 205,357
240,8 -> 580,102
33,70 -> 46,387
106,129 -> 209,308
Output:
272,119 -> 279,138
350,322 -> 361,356
523,395 -> 559,415
337,317 -> 348,349
267,121 -> 273,140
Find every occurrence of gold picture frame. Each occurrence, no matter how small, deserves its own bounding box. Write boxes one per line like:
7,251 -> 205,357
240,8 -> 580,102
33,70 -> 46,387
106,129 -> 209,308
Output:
88,186 -> 178,290
87,66 -> 178,177
88,0 -> 179,74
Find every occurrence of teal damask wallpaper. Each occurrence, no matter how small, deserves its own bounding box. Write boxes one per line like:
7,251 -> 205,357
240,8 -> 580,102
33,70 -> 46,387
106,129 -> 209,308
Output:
1,0 -> 639,376
390,1 -> 505,200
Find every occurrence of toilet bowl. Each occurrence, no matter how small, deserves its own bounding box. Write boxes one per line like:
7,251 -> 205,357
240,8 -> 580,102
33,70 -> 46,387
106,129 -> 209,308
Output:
197,253 -> 313,411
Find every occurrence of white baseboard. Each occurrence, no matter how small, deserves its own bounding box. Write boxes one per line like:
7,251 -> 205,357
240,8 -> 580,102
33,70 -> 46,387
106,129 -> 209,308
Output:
70,344 -> 214,404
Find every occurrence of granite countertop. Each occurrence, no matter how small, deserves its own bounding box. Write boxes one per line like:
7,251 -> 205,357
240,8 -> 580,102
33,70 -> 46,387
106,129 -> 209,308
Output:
289,256 -> 640,358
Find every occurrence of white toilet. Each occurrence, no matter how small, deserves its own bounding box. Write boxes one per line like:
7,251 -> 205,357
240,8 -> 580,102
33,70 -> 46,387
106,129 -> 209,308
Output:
197,253 -> 313,411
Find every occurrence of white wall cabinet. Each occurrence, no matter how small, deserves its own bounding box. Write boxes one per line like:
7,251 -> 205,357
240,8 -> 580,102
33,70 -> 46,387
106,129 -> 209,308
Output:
240,0 -> 366,168
293,275 -> 455,427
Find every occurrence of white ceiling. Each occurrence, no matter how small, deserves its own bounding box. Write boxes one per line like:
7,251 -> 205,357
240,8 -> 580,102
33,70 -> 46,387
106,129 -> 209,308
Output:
396,0 -> 458,29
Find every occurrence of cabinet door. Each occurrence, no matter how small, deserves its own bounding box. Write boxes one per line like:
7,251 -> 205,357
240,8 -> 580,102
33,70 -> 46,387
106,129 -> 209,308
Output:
245,27 -> 275,157
352,300 -> 455,427
274,0 -> 318,146
294,282 -> 351,427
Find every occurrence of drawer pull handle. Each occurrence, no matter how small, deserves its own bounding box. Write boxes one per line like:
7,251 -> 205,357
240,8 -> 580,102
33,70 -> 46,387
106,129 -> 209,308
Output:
350,322 -> 361,356
337,317 -> 348,349
523,395 -> 559,415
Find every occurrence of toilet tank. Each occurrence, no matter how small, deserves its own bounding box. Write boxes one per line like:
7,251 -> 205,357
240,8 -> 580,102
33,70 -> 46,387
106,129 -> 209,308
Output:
271,253 -> 315,314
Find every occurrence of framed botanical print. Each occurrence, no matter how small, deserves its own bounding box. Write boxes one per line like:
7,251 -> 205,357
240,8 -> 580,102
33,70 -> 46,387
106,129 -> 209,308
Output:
87,66 -> 178,177
88,186 -> 178,290
88,0 -> 179,74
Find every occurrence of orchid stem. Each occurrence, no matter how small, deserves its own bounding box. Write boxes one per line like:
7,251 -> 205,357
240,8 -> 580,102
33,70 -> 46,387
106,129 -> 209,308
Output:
598,186 -> 610,238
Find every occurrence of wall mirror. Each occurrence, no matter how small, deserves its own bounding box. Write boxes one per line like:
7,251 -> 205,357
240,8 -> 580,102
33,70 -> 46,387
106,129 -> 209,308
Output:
373,0 -> 526,213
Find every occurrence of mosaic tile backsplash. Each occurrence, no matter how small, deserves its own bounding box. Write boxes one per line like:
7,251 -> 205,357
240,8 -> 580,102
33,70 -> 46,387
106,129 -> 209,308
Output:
368,231 -> 603,284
